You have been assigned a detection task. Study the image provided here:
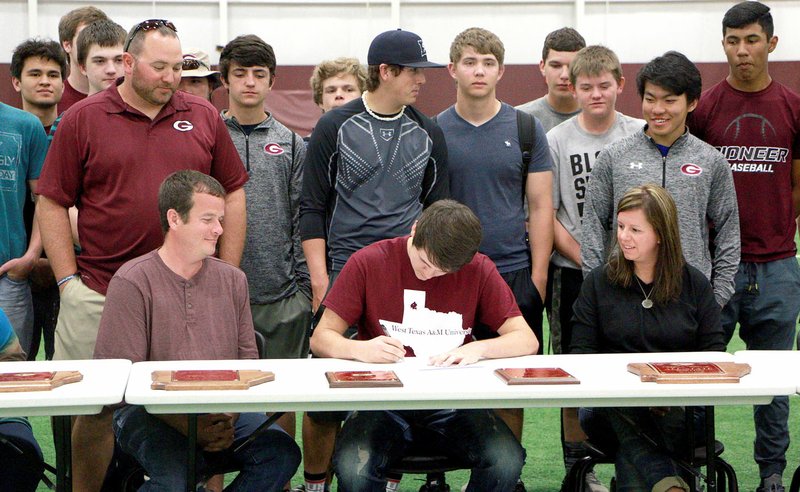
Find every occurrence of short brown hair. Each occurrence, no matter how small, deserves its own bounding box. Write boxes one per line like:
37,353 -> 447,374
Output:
449,27 -> 504,65
412,200 -> 482,272
541,27 -> 585,61
76,19 -> 126,67
310,57 -> 366,106
569,45 -> 622,85
365,64 -> 402,92
607,184 -> 684,305
58,6 -> 108,52
158,170 -> 226,233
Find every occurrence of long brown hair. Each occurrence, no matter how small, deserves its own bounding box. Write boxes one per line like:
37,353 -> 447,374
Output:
607,184 -> 684,305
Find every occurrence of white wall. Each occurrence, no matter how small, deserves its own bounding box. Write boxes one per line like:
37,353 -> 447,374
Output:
2,0 -> 798,65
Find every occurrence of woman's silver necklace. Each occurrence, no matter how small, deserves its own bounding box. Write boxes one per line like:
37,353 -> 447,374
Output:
635,277 -> 654,309
362,91 -> 405,122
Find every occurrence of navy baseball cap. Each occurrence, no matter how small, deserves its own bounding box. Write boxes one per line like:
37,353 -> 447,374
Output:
367,29 -> 444,68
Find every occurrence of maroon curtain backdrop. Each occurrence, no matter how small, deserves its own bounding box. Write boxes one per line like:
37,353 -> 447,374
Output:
2,61 -> 798,136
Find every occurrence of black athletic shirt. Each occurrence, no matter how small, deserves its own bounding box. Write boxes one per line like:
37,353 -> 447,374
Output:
300,97 -> 449,271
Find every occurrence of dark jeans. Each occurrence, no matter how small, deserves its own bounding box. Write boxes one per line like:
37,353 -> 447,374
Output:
721,258 -> 800,478
333,409 -> 524,492
580,407 -> 703,492
0,419 -> 43,492
113,406 -> 300,491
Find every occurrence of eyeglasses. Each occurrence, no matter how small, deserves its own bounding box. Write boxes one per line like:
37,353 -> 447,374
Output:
124,19 -> 177,52
182,56 -> 209,71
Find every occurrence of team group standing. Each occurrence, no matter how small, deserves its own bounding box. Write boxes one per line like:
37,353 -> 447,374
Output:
1,1 -> 798,491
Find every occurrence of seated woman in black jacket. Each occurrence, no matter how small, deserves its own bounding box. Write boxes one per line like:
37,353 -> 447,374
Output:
571,184 -> 725,492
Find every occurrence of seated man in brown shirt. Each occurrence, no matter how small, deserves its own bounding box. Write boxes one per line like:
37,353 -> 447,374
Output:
94,170 -> 300,491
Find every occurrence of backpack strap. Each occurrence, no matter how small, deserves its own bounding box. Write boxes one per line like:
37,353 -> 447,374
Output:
516,109 -> 535,167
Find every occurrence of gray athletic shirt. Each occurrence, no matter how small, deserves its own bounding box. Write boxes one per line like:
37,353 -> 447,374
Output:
516,95 -> 581,133
547,112 -> 644,269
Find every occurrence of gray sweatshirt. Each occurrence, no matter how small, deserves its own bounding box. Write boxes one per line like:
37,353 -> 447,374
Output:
222,112 -> 310,304
581,128 -> 740,306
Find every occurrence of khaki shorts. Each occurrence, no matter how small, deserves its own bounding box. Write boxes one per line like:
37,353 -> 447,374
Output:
251,289 -> 312,359
53,277 -> 105,361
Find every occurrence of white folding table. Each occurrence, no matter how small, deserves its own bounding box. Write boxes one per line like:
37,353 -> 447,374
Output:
0,358 -> 132,492
125,352 -> 794,492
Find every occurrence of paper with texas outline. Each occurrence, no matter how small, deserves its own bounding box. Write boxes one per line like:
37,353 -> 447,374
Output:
379,290 -> 471,359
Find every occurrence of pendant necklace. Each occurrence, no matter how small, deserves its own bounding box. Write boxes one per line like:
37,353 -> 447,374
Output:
362,91 -> 405,122
635,277 -> 654,309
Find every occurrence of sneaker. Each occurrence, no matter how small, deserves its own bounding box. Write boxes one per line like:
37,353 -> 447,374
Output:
418,473 -> 448,492
419,478 -> 450,492
291,485 -> 330,492
584,471 -> 609,492
756,473 -> 784,492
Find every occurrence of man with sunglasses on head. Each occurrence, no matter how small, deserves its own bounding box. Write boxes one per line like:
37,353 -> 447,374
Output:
36,18 -> 248,491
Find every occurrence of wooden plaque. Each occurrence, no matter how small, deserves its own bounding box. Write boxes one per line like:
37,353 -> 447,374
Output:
627,362 -> 751,384
495,367 -> 580,385
0,370 -> 83,392
151,370 -> 274,390
325,370 -> 403,388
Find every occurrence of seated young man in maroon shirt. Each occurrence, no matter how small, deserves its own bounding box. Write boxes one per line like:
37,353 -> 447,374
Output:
310,199 -> 539,492
94,171 -> 299,491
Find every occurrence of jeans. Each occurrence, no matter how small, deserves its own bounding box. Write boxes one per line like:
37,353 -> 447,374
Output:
721,258 -> 800,478
0,274 -> 33,356
0,418 -> 43,492
580,407 -> 703,492
113,406 -> 300,492
333,409 -> 524,492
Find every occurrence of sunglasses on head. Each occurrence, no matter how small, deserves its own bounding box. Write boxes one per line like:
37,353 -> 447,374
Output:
182,56 -> 209,71
124,19 -> 177,52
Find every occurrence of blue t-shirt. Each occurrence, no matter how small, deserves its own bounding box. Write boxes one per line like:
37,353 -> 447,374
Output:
0,308 -> 16,355
0,103 -> 48,265
438,103 -> 552,273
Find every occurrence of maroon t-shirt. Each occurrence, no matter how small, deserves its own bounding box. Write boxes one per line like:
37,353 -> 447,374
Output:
58,79 -> 86,114
691,80 -> 800,262
323,236 -> 522,356
37,81 -> 248,295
